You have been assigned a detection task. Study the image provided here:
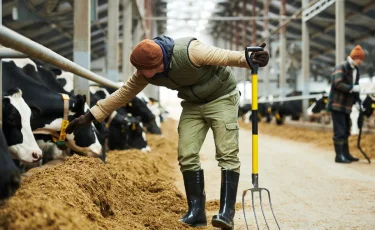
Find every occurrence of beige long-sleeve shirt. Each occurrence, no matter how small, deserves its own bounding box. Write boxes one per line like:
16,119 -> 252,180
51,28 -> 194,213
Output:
91,40 -> 251,122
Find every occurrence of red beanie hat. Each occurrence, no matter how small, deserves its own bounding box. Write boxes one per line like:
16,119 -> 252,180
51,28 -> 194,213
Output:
130,39 -> 163,70
350,45 -> 365,61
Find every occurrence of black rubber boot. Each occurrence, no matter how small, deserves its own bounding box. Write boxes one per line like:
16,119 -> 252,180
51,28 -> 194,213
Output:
179,170 -> 207,227
212,170 -> 239,230
334,140 -> 351,163
343,139 -> 359,162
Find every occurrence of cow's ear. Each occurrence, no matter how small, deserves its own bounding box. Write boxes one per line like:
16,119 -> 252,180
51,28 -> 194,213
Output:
30,105 -> 42,119
51,68 -> 62,76
56,78 -> 67,87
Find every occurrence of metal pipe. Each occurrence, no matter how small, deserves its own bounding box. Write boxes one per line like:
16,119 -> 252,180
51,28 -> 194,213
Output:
244,91 -> 375,104
143,15 -> 297,21
0,47 -> 28,58
0,25 -> 120,89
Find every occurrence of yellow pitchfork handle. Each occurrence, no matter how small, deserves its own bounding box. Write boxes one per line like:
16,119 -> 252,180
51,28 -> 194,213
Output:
245,46 -> 263,188
252,73 -> 258,175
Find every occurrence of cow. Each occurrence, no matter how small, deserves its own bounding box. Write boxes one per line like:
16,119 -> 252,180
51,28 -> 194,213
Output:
22,59 -> 109,162
0,129 -> 21,200
307,95 -> 331,124
105,87 -> 162,134
350,94 -> 375,135
2,88 -> 43,163
148,96 -> 169,123
2,60 -> 104,162
90,88 -> 150,152
272,91 -> 323,125
238,102 -> 272,123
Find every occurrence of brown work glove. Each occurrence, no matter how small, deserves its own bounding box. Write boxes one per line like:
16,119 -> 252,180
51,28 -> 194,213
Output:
66,111 -> 95,134
250,43 -> 269,67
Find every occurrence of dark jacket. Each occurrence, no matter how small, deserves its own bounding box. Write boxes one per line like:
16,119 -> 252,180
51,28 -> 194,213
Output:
327,60 -> 360,114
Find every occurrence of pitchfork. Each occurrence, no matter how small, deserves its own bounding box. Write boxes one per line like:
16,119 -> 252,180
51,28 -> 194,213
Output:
242,46 -> 281,230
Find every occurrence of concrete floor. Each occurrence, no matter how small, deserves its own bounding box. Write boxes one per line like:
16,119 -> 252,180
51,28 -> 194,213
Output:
175,126 -> 375,230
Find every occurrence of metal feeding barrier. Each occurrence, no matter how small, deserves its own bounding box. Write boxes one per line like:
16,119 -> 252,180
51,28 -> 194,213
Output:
0,25 -> 120,90
242,46 -> 281,230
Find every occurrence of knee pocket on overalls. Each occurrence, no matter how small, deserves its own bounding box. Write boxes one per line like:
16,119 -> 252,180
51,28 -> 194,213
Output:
224,122 -> 239,150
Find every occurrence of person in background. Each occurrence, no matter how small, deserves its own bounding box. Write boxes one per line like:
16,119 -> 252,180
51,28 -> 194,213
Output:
66,35 -> 269,229
327,45 -> 366,163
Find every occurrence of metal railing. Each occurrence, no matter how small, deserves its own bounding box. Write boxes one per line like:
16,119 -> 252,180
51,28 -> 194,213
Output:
0,25 -> 120,90
243,91 -> 375,104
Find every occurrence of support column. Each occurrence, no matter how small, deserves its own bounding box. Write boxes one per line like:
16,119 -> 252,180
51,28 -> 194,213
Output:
279,0 -> 287,97
251,0 -> 257,46
73,0 -> 91,103
262,0 -> 270,97
107,0 -> 119,82
242,0 -> 248,95
335,0 -> 345,65
302,0 -> 310,120
0,0 -> 2,127
122,0 -> 132,81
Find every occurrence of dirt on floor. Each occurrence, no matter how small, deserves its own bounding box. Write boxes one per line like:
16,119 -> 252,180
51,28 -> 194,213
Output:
240,120 -> 375,159
0,119 -> 191,230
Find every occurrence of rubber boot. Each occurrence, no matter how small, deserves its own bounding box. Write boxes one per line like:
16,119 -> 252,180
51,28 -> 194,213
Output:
343,139 -> 359,162
334,140 -> 351,163
212,170 -> 240,230
179,170 -> 207,227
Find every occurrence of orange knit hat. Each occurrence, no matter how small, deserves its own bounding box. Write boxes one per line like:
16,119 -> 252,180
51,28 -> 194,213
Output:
130,39 -> 163,70
350,45 -> 365,61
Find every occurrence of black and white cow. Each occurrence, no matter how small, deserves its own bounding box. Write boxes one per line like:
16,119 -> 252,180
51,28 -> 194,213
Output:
90,88 -> 150,152
2,88 -> 43,163
307,95 -> 330,124
272,91 -> 323,125
0,129 -> 21,200
2,60 -> 103,161
32,60 -> 107,162
238,102 -> 272,123
105,87 -> 162,134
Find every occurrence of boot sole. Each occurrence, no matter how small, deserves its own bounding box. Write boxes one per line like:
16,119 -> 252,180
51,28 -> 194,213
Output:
179,220 -> 207,227
191,222 -> 207,227
335,160 -> 351,163
211,219 -> 233,229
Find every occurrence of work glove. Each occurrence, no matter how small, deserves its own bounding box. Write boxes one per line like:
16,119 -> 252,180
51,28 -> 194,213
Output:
351,85 -> 360,93
250,43 -> 269,67
66,111 -> 95,134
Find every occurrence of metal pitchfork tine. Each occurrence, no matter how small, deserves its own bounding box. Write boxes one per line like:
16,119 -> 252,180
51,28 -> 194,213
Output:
242,46 -> 281,230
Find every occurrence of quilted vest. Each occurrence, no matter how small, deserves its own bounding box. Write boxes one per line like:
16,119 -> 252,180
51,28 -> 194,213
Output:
143,37 -> 237,103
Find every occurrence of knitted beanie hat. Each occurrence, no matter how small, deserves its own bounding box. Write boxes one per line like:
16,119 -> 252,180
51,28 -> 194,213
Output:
130,39 -> 163,70
350,45 -> 365,61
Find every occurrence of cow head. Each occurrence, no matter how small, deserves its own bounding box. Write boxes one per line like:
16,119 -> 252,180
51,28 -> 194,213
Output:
125,114 -> 150,152
2,88 -> 43,163
107,112 -> 129,150
126,97 -> 161,134
65,95 -> 103,160
312,96 -> 328,114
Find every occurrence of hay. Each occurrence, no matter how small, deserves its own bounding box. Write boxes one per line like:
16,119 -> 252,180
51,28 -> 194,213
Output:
0,119 -> 191,230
